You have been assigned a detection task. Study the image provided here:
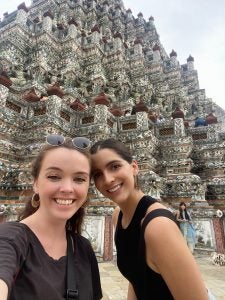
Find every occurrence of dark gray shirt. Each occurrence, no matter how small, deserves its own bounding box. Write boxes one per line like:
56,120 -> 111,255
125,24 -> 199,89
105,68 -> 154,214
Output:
0,222 -> 102,300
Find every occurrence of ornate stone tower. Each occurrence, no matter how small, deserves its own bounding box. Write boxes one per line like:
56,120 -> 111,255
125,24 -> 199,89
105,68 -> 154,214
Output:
0,0 -> 225,258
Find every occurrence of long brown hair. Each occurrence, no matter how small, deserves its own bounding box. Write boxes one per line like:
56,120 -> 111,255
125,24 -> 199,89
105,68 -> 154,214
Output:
19,140 -> 91,234
179,202 -> 190,221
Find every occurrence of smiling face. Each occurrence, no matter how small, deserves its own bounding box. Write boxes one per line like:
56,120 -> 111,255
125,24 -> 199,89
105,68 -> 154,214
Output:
91,148 -> 138,205
33,147 -> 90,222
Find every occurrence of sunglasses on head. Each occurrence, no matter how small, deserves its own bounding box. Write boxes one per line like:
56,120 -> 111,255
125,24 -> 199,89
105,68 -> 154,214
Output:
46,134 -> 90,150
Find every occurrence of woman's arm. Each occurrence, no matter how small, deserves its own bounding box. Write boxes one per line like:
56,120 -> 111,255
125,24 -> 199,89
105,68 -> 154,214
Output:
144,217 -> 208,299
176,211 -> 187,222
0,279 -> 8,300
127,282 -> 137,300
0,222 -> 29,299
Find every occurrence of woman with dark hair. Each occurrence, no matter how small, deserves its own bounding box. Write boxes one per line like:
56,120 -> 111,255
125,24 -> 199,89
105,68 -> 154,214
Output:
0,135 -> 102,300
176,202 -> 196,253
90,138 -> 208,300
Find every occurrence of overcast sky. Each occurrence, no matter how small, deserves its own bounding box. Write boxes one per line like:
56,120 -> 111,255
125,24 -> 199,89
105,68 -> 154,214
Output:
124,0 -> 225,110
1,0 -> 225,110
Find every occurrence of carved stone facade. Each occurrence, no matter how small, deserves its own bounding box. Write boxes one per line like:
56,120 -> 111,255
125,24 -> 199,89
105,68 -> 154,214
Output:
0,0 -> 225,258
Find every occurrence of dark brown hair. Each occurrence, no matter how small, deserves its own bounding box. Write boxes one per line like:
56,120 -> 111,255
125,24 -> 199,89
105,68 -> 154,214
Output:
19,139 -> 90,234
90,138 -> 133,163
90,138 -> 140,189
179,202 -> 190,221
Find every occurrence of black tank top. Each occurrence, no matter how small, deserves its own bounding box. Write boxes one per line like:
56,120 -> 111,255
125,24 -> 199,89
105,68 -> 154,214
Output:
115,195 -> 175,299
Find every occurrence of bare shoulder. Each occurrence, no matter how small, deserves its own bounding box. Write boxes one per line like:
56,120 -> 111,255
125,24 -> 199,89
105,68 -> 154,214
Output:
143,208 -> 188,263
146,201 -> 169,213
143,206 -> 180,242
112,206 -> 120,228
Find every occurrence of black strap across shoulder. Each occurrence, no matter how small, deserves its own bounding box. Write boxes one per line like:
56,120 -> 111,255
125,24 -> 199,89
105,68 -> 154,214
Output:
141,208 -> 176,233
66,233 -> 79,300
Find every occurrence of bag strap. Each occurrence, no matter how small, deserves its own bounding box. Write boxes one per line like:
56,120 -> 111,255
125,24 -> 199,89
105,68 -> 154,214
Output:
66,233 -> 79,300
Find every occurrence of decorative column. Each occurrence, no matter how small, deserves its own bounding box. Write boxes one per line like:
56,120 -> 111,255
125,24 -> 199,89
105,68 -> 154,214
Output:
94,93 -> 110,124
91,25 -> 101,44
16,3 -> 28,27
0,72 -> 12,105
134,38 -> 143,56
103,215 -> 113,261
0,85 -> 9,106
170,49 -> 178,67
153,44 -> 161,62
103,1 -> 109,13
43,11 -> 54,33
68,19 -> 77,39
173,118 -> 185,137
187,55 -> 195,71
113,32 -> 123,51
136,111 -> 149,131
212,217 -> 225,253
46,95 -> 62,117
149,16 -> 155,27
126,8 -> 133,20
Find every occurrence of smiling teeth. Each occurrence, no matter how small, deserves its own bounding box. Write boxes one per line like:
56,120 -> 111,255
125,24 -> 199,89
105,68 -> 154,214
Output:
56,199 -> 73,205
108,185 -> 121,193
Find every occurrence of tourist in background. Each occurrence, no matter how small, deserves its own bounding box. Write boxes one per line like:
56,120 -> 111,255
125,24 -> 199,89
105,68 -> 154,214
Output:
90,138 -> 208,300
176,201 -> 196,253
0,135 -> 102,300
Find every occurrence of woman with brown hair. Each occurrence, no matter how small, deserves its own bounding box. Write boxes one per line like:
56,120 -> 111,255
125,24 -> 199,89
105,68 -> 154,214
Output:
90,138 -> 208,300
176,202 -> 196,253
0,135 -> 102,300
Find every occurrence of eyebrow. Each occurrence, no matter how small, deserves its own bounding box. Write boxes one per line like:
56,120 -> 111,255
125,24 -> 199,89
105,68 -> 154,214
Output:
46,167 -> 61,171
45,167 -> 90,176
93,160 -> 121,171
105,160 -> 121,167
